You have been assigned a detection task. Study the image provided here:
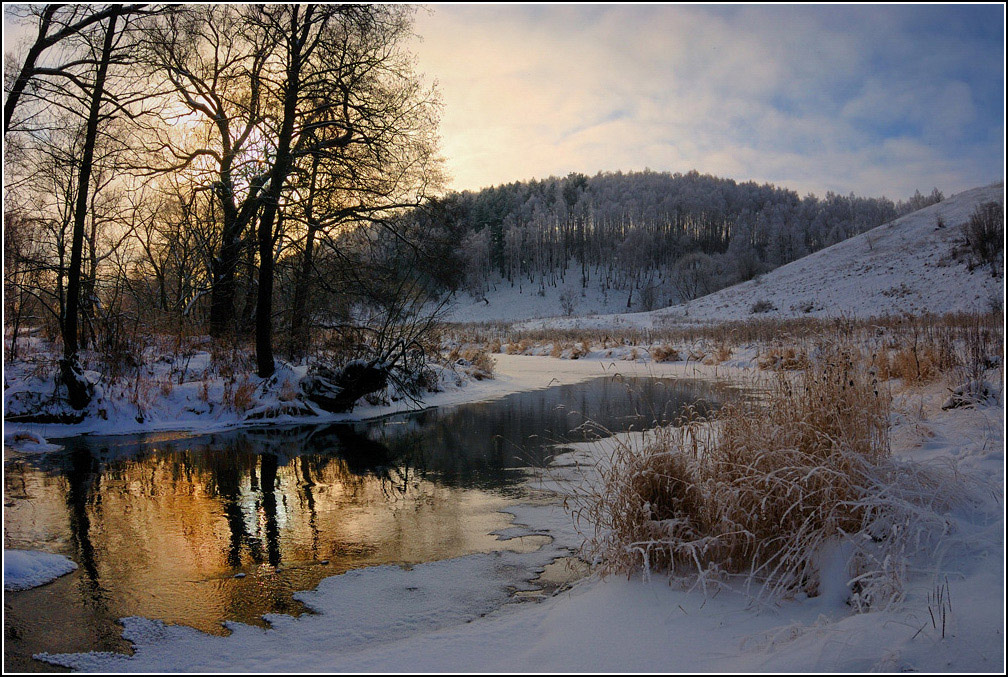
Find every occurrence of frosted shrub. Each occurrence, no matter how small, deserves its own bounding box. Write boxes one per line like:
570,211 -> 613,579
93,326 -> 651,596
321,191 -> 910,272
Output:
466,348 -> 496,379
559,289 -> 578,316
575,344 -> 975,609
650,344 -> 681,362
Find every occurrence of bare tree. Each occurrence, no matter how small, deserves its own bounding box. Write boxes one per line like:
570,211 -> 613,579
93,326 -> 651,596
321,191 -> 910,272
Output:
245,4 -> 442,377
138,5 -> 276,336
3,4 -> 145,134
671,251 -> 716,303
5,4 -> 161,408
59,6 -> 121,408
282,5 -> 443,361
963,201 -> 1004,277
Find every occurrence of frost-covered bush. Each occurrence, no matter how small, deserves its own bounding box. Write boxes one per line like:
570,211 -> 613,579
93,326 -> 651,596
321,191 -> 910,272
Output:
574,344 -> 977,609
559,289 -> 578,316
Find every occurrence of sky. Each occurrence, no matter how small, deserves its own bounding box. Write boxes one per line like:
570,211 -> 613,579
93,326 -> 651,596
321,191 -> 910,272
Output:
408,3 -> 1005,200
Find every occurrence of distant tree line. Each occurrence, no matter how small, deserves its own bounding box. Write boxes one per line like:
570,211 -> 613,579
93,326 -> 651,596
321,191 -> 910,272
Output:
390,170 -> 943,310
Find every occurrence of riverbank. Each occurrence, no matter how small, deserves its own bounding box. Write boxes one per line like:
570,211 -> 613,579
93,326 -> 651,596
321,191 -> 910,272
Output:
3,351 -> 748,446
27,351 -> 1005,673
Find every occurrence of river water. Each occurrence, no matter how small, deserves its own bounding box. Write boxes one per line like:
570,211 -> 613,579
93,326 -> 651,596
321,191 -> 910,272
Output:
3,375 -> 735,671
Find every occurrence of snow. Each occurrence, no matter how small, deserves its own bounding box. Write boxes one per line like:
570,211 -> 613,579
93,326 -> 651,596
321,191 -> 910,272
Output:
7,184 -> 1005,672
32,362 -> 1005,673
441,266 -> 639,324
2,352 -> 741,443
4,550 -> 78,591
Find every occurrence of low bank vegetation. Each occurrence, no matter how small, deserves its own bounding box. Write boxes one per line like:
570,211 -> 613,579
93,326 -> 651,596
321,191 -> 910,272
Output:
446,311 -> 1002,384
568,329 -> 999,609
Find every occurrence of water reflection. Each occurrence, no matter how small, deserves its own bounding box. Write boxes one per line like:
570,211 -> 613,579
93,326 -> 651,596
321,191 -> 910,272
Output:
4,375 -> 733,670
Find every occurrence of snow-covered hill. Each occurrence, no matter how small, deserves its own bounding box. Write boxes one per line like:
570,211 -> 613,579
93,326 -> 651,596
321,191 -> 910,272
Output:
440,267 -> 636,324
652,182 -> 1004,323
515,182 -> 1003,330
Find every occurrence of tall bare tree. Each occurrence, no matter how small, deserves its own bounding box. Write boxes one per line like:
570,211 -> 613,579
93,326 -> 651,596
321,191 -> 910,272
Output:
3,4 -> 145,134
263,5 -> 443,369
138,5 -> 276,337
58,6 -> 121,407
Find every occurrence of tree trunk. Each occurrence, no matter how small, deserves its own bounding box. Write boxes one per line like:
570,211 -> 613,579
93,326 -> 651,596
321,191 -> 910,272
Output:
255,6 -> 309,378
61,7 -> 119,409
255,204 -> 279,377
209,210 -> 243,336
289,223 -> 316,360
289,152 -> 320,360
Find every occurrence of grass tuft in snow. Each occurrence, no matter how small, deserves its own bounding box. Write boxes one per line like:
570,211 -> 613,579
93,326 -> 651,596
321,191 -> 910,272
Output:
573,342 -> 983,610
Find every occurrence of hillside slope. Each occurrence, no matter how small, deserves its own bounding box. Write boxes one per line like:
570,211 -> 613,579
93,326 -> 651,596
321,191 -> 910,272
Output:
651,182 -> 1003,323
441,270 -> 634,323
519,182 -> 1004,330
453,183 -> 1003,327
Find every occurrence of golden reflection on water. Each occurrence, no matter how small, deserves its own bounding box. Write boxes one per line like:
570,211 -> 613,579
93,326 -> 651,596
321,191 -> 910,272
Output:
5,448 -> 527,635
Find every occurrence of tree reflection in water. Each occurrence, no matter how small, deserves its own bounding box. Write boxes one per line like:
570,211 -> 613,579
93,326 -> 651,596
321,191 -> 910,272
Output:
4,375 -> 736,664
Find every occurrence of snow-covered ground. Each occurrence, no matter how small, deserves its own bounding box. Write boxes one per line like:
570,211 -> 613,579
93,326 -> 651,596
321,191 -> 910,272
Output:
3,550 -> 78,591
441,267 -> 640,324
33,360 -> 1004,672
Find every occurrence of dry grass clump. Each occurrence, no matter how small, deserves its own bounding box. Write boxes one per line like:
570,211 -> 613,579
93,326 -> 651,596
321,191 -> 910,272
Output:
687,346 -> 707,362
700,342 -> 732,365
575,344 -> 967,608
505,339 -> 532,355
224,376 -> 256,412
208,339 -> 257,380
757,346 -> 810,371
651,344 -> 681,362
885,345 -> 941,384
447,345 -> 496,379
466,348 -> 496,379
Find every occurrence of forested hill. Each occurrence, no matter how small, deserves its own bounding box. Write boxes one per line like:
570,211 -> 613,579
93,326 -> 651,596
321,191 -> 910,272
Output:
405,170 -> 943,317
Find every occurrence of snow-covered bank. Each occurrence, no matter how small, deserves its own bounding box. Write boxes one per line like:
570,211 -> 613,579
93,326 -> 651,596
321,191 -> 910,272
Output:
3,352 -> 742,443
4,550 -> 78,591
33,356 -> 1004,673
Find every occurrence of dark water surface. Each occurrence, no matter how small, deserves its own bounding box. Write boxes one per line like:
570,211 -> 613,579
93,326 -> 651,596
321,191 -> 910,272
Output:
3,376 -> 734,671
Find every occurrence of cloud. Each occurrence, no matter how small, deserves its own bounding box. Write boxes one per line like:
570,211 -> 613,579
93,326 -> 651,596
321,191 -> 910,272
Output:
411,5 -> 1003,199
